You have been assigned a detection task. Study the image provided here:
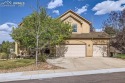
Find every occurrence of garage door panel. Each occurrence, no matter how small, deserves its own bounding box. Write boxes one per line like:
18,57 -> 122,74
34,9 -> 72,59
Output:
93,45 -> 107,57
56,45 -> 86,57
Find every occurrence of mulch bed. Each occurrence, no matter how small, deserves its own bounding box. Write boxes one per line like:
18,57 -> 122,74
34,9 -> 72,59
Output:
0,62 -> 63,73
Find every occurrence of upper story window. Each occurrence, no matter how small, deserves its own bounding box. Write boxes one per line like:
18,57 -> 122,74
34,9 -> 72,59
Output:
72,24 -> 77,32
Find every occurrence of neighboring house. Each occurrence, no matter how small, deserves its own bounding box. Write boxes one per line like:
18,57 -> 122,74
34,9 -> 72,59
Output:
15,10 -> 110,57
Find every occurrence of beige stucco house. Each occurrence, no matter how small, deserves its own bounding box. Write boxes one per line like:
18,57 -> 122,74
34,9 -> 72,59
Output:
56,10 -> 110,57
15,10 -> 110,57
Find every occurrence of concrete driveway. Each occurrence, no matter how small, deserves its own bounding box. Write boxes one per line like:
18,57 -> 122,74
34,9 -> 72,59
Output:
47,57 -> 125,72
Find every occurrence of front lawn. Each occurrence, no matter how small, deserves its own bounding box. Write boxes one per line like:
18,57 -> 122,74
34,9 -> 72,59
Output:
0,59 -> 35,70
0,59 -> 62,73
115,54 -> 125,59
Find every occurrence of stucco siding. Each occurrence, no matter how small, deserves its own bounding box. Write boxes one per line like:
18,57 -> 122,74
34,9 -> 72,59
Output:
63,17 -> 83,34
60,12 -> 90,34
82,21 -> 90,33
93,39 -> 109,45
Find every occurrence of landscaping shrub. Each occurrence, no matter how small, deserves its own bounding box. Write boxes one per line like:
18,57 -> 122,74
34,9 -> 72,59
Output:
38,54 -> 46,62
16,56 -> 21,58
0,53 -> 8,59
23,55 -> 35,59
10,53 -> 17,59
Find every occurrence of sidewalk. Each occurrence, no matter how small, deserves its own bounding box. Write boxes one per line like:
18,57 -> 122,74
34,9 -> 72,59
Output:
1,68 -> 125,82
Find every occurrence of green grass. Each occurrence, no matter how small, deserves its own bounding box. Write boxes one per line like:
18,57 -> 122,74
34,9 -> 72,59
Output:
0,59 -> 35,70
115,54 -> 125,59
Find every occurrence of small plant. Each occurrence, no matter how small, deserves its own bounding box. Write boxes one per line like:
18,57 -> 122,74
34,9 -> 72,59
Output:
38,54 -> 46,62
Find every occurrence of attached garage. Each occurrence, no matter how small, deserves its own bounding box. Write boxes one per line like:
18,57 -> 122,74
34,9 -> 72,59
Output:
56,45 -> 86,58
93,45 -> 107,57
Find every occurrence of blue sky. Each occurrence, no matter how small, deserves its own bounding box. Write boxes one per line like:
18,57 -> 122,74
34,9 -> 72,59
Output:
0,0 -> 125,43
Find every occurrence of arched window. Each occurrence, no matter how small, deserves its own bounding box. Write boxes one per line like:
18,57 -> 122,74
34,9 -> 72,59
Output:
72,24 -> 77,32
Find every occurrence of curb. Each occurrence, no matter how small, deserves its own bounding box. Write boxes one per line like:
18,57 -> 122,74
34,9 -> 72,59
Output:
1,68 -> 125,82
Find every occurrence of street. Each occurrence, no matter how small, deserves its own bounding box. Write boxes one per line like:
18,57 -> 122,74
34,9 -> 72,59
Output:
5,72 -> 125,83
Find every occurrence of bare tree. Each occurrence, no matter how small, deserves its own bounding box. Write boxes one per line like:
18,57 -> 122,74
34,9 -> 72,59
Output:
103,9 -> 125,53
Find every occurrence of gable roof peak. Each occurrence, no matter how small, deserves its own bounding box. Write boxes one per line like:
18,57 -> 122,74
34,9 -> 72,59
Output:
59,10 -> 91,25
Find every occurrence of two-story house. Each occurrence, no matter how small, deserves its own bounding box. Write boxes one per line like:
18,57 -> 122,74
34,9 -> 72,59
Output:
56,10 -> 110,57
15,10 -> 110,57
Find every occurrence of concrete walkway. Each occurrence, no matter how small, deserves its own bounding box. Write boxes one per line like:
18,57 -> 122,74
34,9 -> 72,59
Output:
1,57 -> 125,82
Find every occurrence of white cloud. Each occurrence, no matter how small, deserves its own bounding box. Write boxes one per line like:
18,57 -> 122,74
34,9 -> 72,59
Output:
0,22 -> 17,43
75,5 -> 88,14
53,10 -> 60,15
92,0 -> 125,15
0,22 -> 17,32
48,0 -> 63,9
95,28 -> 103,32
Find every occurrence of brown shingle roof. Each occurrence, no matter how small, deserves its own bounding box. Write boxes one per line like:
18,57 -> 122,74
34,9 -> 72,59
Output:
71,32 -> 110,39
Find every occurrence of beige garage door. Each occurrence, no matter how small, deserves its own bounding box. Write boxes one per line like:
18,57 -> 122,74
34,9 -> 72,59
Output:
93,45 -> 107,57
56,45 -> 86,57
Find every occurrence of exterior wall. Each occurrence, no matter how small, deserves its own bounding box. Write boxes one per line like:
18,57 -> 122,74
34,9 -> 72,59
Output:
65,39 -> 109,57
81,21 -> 90,33
93,39 -> 109,45
60,12 -> 90,33
15,41 -> 19,55
15,42 -> 30,56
